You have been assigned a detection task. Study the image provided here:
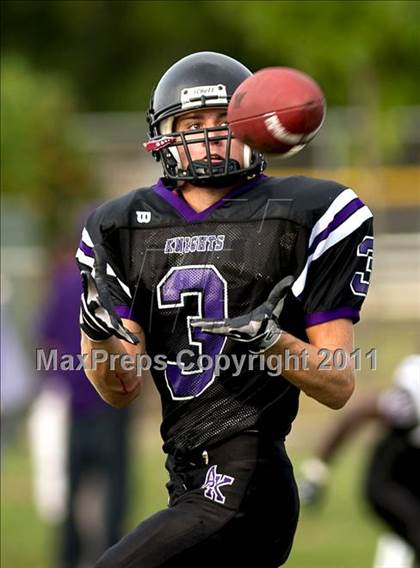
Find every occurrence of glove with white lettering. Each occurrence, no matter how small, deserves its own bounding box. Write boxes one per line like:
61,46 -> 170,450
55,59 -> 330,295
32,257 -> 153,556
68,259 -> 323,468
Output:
191,275 -> 293,354
79,244 -> 139,345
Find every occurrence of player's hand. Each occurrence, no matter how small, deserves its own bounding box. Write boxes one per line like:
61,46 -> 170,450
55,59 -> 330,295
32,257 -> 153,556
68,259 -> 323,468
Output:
191,275 -> 293,354
298,458 -> 330,507
79,244 -> 139,345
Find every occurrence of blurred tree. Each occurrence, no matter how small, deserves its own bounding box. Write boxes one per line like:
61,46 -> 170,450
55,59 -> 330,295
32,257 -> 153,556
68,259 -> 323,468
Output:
1,0 -> 418,111
1,55 -> 97,245
214,0 -> 420,165
222,0 -> 418,167
216,0 -> 420,108
1,0 -> 247,111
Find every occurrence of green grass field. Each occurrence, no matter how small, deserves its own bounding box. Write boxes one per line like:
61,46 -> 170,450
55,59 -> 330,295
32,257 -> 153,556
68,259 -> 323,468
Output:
2,322 -> 418,567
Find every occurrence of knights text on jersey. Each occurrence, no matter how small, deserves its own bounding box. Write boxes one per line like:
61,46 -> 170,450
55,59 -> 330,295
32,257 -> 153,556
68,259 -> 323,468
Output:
76,174 -> 374,455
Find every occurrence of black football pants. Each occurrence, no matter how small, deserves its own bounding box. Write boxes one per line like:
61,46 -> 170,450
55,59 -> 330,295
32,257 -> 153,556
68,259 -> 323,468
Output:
95,431 -> 300,568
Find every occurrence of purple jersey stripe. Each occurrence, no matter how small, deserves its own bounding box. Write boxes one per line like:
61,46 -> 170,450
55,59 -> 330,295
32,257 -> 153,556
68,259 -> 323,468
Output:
79,240 -> 93,257
305,306 -> 360,327
308,198 -> 364,257
153,175 -> 268,223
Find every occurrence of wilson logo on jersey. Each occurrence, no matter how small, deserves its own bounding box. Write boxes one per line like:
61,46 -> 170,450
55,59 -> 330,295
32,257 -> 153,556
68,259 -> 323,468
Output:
164,234 -> 225,254
201,465 -> 234,504
136,211 -> 151,223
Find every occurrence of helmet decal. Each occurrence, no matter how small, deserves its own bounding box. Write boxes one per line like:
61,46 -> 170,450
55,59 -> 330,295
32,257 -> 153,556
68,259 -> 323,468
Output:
180,84 -> 228,111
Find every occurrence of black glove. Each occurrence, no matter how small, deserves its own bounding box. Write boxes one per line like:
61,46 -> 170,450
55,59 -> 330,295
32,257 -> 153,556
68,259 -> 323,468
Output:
191,275 -> 293,354
79,244 -> 139,345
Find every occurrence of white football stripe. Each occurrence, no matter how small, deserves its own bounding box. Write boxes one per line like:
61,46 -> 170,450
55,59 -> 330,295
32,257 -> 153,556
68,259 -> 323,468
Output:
309,188 -> 359,248
264,114 -> 303,145
292,205 -> 373,298
263,113 -> 324,145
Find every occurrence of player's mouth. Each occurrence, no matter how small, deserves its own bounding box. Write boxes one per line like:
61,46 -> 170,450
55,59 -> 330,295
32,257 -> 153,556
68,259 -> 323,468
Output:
200,154 -> 224,163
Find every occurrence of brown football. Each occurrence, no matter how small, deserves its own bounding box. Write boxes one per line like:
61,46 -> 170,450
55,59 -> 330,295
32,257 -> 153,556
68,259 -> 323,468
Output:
228,67 -> 326,156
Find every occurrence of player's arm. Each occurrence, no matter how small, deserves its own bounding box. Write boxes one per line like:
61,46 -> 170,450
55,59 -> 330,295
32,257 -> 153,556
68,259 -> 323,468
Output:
272,195 -> 374,408
299,356 -> 420,505
79,242 -> 149,408
298,395 -> 379,505
193,278 -> 356,409
315,356 -> 420,456
76,200 -> 151,408
194,189 -> 374,410
81,319 -> 145,408
265,318 -> 355,409
317,394 -> 380,461
196,310 -> 356,409
298,376 -> 419,505
274,194 -> 374,408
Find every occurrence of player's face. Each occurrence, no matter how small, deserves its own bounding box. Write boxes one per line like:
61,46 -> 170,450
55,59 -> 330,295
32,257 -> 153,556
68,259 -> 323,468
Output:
173,108 -> 246,171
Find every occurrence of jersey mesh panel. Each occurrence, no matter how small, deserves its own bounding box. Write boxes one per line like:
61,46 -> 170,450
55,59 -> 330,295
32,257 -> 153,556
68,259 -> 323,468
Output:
121,220 -> 299,455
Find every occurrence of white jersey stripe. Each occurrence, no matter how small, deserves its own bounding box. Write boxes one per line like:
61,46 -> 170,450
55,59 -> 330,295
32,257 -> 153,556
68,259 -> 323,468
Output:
76,248 -> 94,268
82,228 -> 94,247
76,250 -> 132,299
292,205 -> 373,298
106,264 -> 132,299
311,206 -> 372,262
309,188 -> 358,248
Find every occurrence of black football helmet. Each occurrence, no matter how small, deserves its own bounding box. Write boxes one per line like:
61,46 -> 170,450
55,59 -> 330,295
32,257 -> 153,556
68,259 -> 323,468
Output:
145,51 -> 265,187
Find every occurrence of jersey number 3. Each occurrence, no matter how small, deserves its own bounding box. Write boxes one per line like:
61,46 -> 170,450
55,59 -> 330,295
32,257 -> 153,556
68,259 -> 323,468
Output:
157,265 -> 227,400
351,236 -> 374,297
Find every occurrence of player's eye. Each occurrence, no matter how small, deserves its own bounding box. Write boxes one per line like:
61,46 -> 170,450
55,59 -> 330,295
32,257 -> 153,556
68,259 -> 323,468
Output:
187,122 -> 201,130
176,120 -> 201,132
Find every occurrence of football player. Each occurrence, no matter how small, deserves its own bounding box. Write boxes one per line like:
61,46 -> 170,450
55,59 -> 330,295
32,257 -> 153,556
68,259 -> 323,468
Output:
299,354 -> 420,567
76,51 -> 374,567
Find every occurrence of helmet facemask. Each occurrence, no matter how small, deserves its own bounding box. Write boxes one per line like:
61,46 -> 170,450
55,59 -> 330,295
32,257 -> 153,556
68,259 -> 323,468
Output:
146,119 -> 261,188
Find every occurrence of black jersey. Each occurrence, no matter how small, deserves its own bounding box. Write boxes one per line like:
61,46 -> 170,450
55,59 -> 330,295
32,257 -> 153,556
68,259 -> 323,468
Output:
76,174 -> 373,455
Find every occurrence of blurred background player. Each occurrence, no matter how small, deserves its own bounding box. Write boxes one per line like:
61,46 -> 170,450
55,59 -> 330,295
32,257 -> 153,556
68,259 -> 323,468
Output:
299,354 -> 420,568
32,234 -> 132,568
1,285 -> 35,454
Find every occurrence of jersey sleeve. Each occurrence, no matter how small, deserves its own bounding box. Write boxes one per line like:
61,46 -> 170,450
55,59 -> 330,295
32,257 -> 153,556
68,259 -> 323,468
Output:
75,204 -> 134,321
292,188 -> 374,327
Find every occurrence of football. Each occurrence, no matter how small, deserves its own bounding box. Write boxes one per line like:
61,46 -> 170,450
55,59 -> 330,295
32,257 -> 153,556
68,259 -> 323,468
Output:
227,67 -> 326,156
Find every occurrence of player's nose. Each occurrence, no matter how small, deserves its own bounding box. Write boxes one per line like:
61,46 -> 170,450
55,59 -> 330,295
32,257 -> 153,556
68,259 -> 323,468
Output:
205,120 -> 226,146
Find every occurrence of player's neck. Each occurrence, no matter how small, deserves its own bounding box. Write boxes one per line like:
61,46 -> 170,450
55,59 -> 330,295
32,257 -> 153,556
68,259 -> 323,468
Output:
177,183 -> 235,213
